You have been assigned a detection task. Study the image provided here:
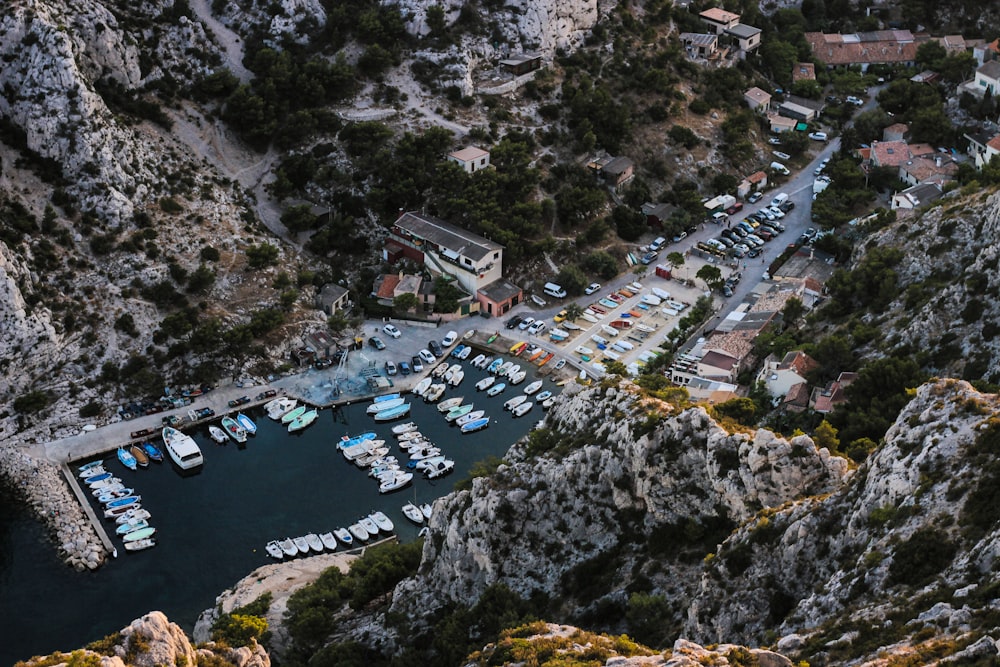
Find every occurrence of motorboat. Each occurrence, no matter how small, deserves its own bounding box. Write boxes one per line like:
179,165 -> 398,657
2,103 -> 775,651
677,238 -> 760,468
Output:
487,358 -> 503,373
141,442 -> 163,462
348,522 -> 370,541
279,537 -> 298,557
601,324 -> 620,337
409,446 -> 442,461
450,344 -> 465,359
209,425 -> 228,444
221,416 -> 248,443
413,455 -> 446,472
105,495 -> 141,509
288,409 -> 319,432
236,413 -> 257,434
370,511 -> 394,532
369,463 -> 401,479
392,421 -> 418,435
319,532 -> 338,551
456,409 -> 486,426
265,541 -> 284,559
359,515 -> 379,536
340,432 -> 377,449
129,445 -> 149,468
97,488 -> 135,504
497,361 -> 513,376
117,447 -> 137,471
445,404 -> 474,422
554,359 -> 567,370
374,403 -> 411,422
641,294 -> 662,306
412,377 -> 432,397
124,538 -> 156,552
447,369 -> 465,386
334,527 -> 353,546
379,471 -> 413,493
342,440 -> 376,461
543,397 -> 556,410
402,502 -> 424,524
265,397 -> 297,420
431,362 -> 449,378
122,525 -> 156,543
443,364 -> 462,382
424,383 -> 446,402
85,472 -> 117,486
470,353 -> 486,368
510,371 -> 527,385
504,395 -> 527,411
397,430 -> 425,441
505,364 -> 522,379
523,380 -> 543,395
535,390 -> 553,402
575,346 -> 594,357
582,313 -> 599,323
486,382 -> 506,397
293,536 -> 310,553
436,396 -> 464,413
77,461 -> 104,476
91,481 -> 124,496
104,503 -> 141,519
420,503 -> 433,520
114,508 -> 151,525
425,459 -> 455,479
115,519 -> 149,536
461,417 -> 490,433
458,346 -> 472,360
305,533 -> 324,553
355,447 -> 391,468
549,329 -> 569,340
475,376 -> 496,391
513,401 -> 534,418
281,405 -> 307,424
562,321 -> 583,330
367,397 -> 405,414
373,392 -> 401,403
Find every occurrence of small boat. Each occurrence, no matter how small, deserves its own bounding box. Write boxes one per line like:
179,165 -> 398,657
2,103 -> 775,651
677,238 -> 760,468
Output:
409,446 -> 442,460
497,361 -> 513,377
77,461 -> 104,475
266,397 -> 297,420
359,516 -> 379,536
117,447 -> 137,471
448,369 -> 465,386
510,371 -> 527,385
461,417 -> 490,433
342,440 -> 376,461
582,313 -> 599,323
487,331 -> 499,344
641,294 -> 662,306
105,503 -> 141,519
402,502 -> 424,524
392,421 -> 418,435
92,481 -> 125,495
450,344 -> 465,358
374,403 -> 411,422
88,475 -> 122,489
340,432 -> 377,448
397,430 -> 425,441
543,397 -> 556,409
334,527 -> 353,546
281,405 -> 307,424
115,508 -> 151,525
509,341 -> 527,355
122,526 -> 156,542
367,397 -> 405,414
437,396 -> 464,413
549,329 -> 569,341
505,364 -> 522,379
470,353 -> 486,368
487,358 -> 503,373
513,401 -> 534,418
527,348 -> 545,361
370,511 -> 394,532
141,442 -> 163,462
97,488 -> 135,504
265,541 -> 284,559
601,324 -> 620,337
425,459 -> 455,479
293,536 -> 310,553
124,538 -> 156,552
475,376 -> 496,391
209,425 -> 228,444
373,392 -> 401,403
445,404 -> 474,422
355,447 -> 391,468
562,321 -> 583,330
443,364 -> 462,382
106,495 -> 141,509
523,380 -> 543,395
279,537 -> 298,557
537,352 -> 555,366
288,409 -> 319,432
420,503 -> 433,520
412,377 -> 433,396
115,519 -> 149,535
236,413 -> 257,434
221,416 -> 247,443
599,298 -> 619,308
504,395 -> 527,411
614,320 -> 636,330
536,390 -> 553,402
424,383 -> 446,402
130,445 -> 149,468
305,533 -> 324,553
458,346 -> 472,360
456,409 -> 486,426
431,362 -> 449,378
486,382 -> 506,397
554,359 -> 567,370
379,472 -> 413,493
319,532 -> 338,551
575,345 -> 594,356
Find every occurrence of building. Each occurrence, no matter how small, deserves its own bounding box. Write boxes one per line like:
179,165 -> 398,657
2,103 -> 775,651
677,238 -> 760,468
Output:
792,62 -> 816,82
898,155 -> 957,187
869,140 -> 913,168
499,53 -> 543,76
726,24 -> 762,57
777,100 -> 817,122
891,181 -> 943,211
588,155 -> 635,190
910,70 -> 940,84
477,279 -> 522,319
806,30 -> 918,70
757,351 -> 819,400
973,60 -> 1000,96
316,283 -> 349,316
448,146 -> 491,173
679,32 -> 718,59
767,113 -> 797,133
966,132 -> 1000,169
699,7 -> 741,35
304,330 -> 336,359
883,122 -> 909,142
737,170 -> 768,199
811,372 -> 857,413
744,87 -> 772,112
641,202 -> 677,230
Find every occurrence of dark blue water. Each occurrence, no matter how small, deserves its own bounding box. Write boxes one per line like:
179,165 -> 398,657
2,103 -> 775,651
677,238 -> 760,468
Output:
0,362 -> 556,665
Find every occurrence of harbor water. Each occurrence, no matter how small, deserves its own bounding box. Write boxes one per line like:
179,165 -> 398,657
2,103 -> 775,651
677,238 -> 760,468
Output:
0,360 -> 558,664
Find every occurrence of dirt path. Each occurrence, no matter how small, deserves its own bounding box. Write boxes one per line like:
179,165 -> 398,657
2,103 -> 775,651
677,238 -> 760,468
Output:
189,0 -> 253,83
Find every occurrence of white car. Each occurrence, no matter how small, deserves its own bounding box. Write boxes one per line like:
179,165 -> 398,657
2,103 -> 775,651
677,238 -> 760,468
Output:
527,320 -> 547,335
808,131 -> 828,141
418,349 -> 436,365
846,95 -> 864,106
382,323 -> 401,339
768,206 -> 785,219
441,330 -> 458,346
518,317 -> 535,330
584,282 -> 602,295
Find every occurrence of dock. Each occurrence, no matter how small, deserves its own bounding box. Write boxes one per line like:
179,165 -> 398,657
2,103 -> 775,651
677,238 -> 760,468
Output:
61,464 -> 116,556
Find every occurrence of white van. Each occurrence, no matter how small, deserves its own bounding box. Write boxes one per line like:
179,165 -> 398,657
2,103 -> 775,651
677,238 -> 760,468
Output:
770,162 -> 790,176
543,282 -> 567,298
770,192 -> 789,208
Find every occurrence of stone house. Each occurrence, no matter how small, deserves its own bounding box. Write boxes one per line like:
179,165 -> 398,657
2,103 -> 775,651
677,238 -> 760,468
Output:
448,146 -> 491,174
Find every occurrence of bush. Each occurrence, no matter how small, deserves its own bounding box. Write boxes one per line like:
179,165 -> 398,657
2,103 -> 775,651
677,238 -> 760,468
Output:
79,401 -> 103,419
888,527 -> 957,586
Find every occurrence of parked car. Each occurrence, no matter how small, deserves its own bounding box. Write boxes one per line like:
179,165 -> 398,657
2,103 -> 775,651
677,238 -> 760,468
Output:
747,247 -> 762,258
518,317 -> 535,330
505,314 -> 523,329
368,336 -> 386,351
314,358 -> 334,369
767,137 -> 782,145
384,360 -> 398,376
428,340 -> 444,357
725,202 -> 744,215
382,323 -> 401,339
672,230 -> 688,243
554,309 -> 568,323
779,201 -> 795,213
808,131 -> 828,141
418,349 -> 436,365
441,330 -> 458,346
584,282 -> 602,295
846,95 -> 864,106
399,360 -> 411,375
747,192 -> 764,204
641,251 -> 659,265
527,320 -> 547,335
411,355 -> 424,373
649,236 -> 667,251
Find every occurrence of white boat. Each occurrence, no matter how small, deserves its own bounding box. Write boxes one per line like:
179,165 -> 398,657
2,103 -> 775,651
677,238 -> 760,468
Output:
293,536 -> 310,553
641,294 -> 662,306
221,416 -> 247,443
505,364 -> 522,379
445,404 -> 474,422
443,364 -> 462,382
497,361 -> 513,376
379,471 -> 413,493
348,522 -> 369,541
652,286 -> 671,300
510,371 -> 527,385
424,383 -> 446,402
458,346 -> 472,360
397,430 -> 425,441
523,380 -> 543,395
114,508 -> 151,525
636,323 -> 656,333
124,538 -> 156,552
584,309 -> 604,320
359,515 -> 379,536
487,358 -> 503,373
425,459 -> 455,479
288,409 -> 319,432
486,382 -> 506,397
367,397 -> 405,414
409,446 -> 442,460
554,359 -> 567,370
562,321 -> 583,330
431,362 -> 449,378
475,376 -> 496,391
402,502 -> 424,524
420,503 -> 433,520
601,325 -> 619,338
334,527 -> 353,546
355,447 -> 391,468
582,313 -> 599,323
437,396 -> 464,413
414,455 -> 446,471
342,439 -> 376,461
77,461 -> 105,476
412,377 -> 432,396
470,353 -> 486,368
513,401 -> 534,417
543,397 -> 556,409
504,395 -> 527,411
550,328 -> 570,340
575,345 -> 594,356
279,537 -> 298,557
535,390 -> 553,402
162,426 -> 203,469
265,397 -> 296,420
370,510 -> 394,532
319,532 -> 338,551
591,334 -> 609,346
104,503 -> 141,519
305,533 -> 324,553
208,425 -> 228,444
115,518 -> 149,535
392,421 -> 418,435
265,541 -> 284,559
448,369 -> 465,386
456,409 -> 486,426
398,437 -> 431,452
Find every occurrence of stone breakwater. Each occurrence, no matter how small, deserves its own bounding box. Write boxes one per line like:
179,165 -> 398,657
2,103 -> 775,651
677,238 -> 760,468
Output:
0,445 -> 107,571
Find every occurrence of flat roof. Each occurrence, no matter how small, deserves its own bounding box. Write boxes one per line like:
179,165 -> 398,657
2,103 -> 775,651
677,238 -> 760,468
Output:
680,32 -> 718,47
700,7 -> 740,23
726,23 -> 761,39
478,278 -> 522,302
394,211 -> 503,262
449,146 -> 489,162
499,52 -> 541,66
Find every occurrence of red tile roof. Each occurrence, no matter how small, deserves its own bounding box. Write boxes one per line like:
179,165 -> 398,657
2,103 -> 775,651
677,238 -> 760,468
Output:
988,135 -> 1000,152
806,32 -> 918,66
376,274 -> 400,299
700,7 -> 740,24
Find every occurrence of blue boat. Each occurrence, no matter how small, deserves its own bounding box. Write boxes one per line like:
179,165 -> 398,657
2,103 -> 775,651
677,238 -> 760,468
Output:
339,432 -> 377,449
236,412 -> 257,434
83,470 -> 113,484
117,447 -> 137,471
141,442 -> 163,462
372,393 -> 400,404
106,495 -> 141,508
461,417 -> 490,434
450,344 -> 465,358
374,403 -> 411,422
487,358 -> 503,373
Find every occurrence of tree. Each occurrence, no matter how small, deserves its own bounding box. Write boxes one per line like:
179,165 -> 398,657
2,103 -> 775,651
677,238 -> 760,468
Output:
187,264 -> 216,294
211,613 -> 268,648
246,243 -> 280,268
555,264 -> 588,295
612,206 -> 648,242
432,277 -> 464,313
564,303 -> 585,322
714,397 -> 758,426
812,419 -> 840,452
782,297 -> 804,327
666,251 -> 685,277
393,292 -> 420,313
696,264 -> 723,291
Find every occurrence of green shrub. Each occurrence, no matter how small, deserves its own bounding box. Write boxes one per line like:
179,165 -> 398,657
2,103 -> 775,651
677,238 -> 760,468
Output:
888,527 -> 957,586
